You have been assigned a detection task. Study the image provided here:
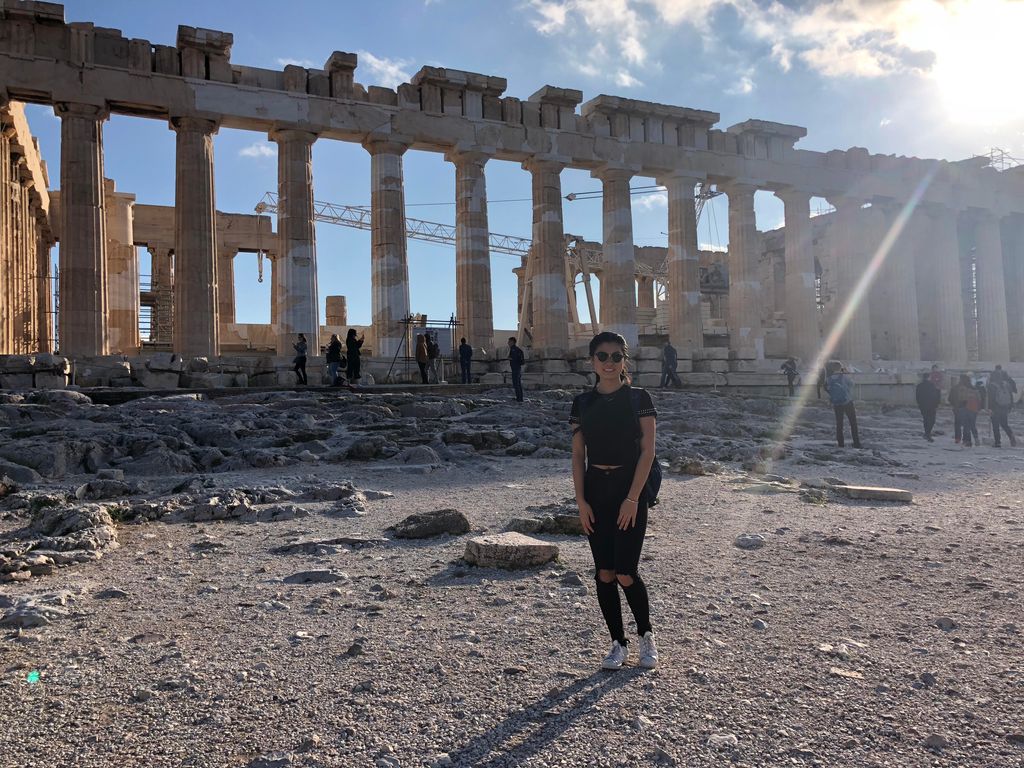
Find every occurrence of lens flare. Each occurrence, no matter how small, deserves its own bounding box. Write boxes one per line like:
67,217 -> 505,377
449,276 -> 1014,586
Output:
769,167 -> 939,458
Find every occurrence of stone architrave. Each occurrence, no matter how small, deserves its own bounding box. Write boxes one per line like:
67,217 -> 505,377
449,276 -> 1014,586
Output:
104,181 -> 139,353
593,166 -> 638,347
364,138 -> 412,359
722,181 -> 763,357
827,196 -> 872,362
923,204 -> 968,363
659,172 -> 704,354
272,129 -> 319,355
523,158 -> 569,357
217,247 -> 238,325
447,149 -> 494,352
775,188 -> 819,363
56,102 -> 109,357
171,116 -> 219,358
973,211 -> 1010,362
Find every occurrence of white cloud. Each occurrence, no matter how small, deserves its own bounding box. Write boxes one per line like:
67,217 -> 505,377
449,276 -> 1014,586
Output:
615,70 -> 643,88
726,74 -> 753,95
239,143 -> 275,159
879,117 -> 892,127
277,57 -> 317,68
357,50 -> 413,88
634,190 -> 667,210
530,0 -> 569,33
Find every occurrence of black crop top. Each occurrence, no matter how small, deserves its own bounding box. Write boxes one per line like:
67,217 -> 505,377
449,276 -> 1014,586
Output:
569,385 -> 657,466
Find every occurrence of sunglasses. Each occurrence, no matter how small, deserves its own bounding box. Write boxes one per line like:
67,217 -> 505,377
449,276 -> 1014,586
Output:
595,351 -> 625,363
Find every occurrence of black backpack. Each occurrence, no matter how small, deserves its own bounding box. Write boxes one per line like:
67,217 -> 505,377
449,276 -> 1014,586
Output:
578,387 -> 662,506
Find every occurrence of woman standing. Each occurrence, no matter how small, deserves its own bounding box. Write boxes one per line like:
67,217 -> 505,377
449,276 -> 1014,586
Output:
325,333 -> 344,386
292,333 -> 308,386
415,333 -> 429,384
569,331 -> 659,670
345,329 -> 364,385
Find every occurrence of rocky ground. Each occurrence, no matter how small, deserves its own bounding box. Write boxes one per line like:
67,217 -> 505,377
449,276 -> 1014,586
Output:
0,385 -> 1022,767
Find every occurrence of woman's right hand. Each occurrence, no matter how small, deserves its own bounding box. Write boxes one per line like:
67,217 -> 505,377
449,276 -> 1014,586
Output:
578,500 -> 595,535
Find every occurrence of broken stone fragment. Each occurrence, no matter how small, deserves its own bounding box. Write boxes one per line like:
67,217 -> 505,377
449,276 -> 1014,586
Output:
463,532 -> 558,569
833,485 -> 913,503
389,509 -> 470,539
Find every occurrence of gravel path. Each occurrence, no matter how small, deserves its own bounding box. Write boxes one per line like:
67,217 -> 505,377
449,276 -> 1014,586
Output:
1,388 -> 1022,767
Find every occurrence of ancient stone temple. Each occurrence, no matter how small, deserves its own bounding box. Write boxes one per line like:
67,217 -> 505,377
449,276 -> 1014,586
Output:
1,0 -> 1023,391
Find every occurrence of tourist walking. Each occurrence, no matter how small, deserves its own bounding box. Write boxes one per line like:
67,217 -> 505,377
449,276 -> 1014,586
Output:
929,364 -> 945,391
825,361 -> 861,448
415,334 -> 429,384
780,357 -> 799,397
458,337 -> 473,385
427,333 -> 441,383
660,341 -> 682,388
326,333 -> 344,386
988,365 -> 1018,447
915,372 -> 940,442
507,336 -> 525,402
816,366 -> 827,400
345,329 -> 364,385
292,333 -> 308,386
570,331 -> 659,670
949,374 -> 968,445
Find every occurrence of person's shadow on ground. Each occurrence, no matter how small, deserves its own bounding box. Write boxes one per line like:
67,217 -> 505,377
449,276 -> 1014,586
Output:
442,668 -> 646,767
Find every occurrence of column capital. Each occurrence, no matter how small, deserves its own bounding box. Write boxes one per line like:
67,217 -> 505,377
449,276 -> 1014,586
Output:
269,128 -> 318,146
54,102 -> 109,121
591,164 -> 636,183
170,116 -> 219,135
825,193 -> 866,211
656,170 -> 704,188
719,180 -> 759,197
444,148 -> 492,167
522,156 -> 565,174
362,135 -> 412,155
773,187 -> 813,205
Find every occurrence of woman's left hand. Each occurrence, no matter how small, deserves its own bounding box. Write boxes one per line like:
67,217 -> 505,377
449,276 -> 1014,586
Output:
617,498 -> 638,530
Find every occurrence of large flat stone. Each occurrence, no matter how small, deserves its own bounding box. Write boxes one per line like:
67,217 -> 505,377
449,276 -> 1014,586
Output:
834,485 -> 913,503
463,532 -> 559,569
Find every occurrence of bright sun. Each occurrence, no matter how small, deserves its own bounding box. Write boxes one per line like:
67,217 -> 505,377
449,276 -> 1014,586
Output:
927,0 -> 1024,127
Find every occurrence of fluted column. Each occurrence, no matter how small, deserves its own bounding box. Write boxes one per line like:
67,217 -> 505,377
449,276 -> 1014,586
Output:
660,173 -> 703,353
56,102 -> 109,357
448,150 -> 494,351
924,204 -> 968,363
217,248 -> 238,325
171,116 -> 219,358
272,129 -> 319,355
873,202 -> 921,361
722,182 -> 763,357
593,167 -> 637,346
149,247 -> 173,344
775,188 -> 819,362
104,181 -> 139,354
36,232 -> 53,353
523,158 -> 569,356
637,277 -> 655,309
364,138 -> 411,359
827,196 -> 872,362
0,121 -> 11,353
1004,215 -> 1024,362
973,212 -> 1010,362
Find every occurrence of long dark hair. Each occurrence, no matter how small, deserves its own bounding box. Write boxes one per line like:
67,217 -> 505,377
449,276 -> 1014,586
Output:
589,331 -> 631,385
346,328 -> 358,342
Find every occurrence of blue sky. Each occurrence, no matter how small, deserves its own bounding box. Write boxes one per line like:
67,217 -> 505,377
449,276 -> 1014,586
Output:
24,0 -> 1024,331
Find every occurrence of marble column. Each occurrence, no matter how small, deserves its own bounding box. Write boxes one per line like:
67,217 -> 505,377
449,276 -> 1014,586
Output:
149,247 -> 173,344
272,129 -> 319,355
364,139 -> 411,359
874,202 -> 921,361
36,232 -> 53,353
56,102 -> 109,357
171,116 -> 219,358
325,295 -> 347,326
448,150 -> 494,351
973,211 -> 1010,362
722,182 -> 763,357
636,277 -> 655,309
593,167 -> 637,347
0,121 -> 11,353
924,204 -> 968,363
104,181 -> 139,354
217,248 -> 237,326
523,159 -> 569,356
827,196 -> 872,362
1003,215 -> 1024,362
775,189 -> 819,363
660,173 -> 703,353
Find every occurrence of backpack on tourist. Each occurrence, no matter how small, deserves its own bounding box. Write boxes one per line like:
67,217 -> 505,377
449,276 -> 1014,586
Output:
991,379 -> 1013,408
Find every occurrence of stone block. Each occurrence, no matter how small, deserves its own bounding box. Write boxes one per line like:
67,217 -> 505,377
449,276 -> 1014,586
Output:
138,369 -> 181,390
0,374 -> 33,389
728,361 -> 757,373
147,353 -> 185,373
188,357 -> 210,373
233,374 -> 249,388
728,347 -> 759,361
0,355 -> 34,373
32,354 -> 71,373
693,360 -> 729,373
185,373 -> 234,388
700,347 -> 730,361
633,373 -> 662,388
77,360 -> 132,387
34,373 -> 69,389
479,372 -> 504,385
683,373 -> 722,386
834,485 -> 913,503
463,532 -> 559,569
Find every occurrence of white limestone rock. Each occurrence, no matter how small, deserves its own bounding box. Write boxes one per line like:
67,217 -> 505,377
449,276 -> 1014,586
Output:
463,532 -> 559,569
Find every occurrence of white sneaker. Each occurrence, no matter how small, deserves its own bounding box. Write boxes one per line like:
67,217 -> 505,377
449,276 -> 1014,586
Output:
638,632 -> 659,669
601,640 -> 628,670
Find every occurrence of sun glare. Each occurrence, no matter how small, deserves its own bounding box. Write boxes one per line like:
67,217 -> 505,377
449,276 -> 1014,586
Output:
930,0 -> 1024,126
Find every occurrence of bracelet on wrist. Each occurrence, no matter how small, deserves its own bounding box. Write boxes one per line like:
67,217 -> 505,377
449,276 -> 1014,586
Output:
625,497 -> 639,504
